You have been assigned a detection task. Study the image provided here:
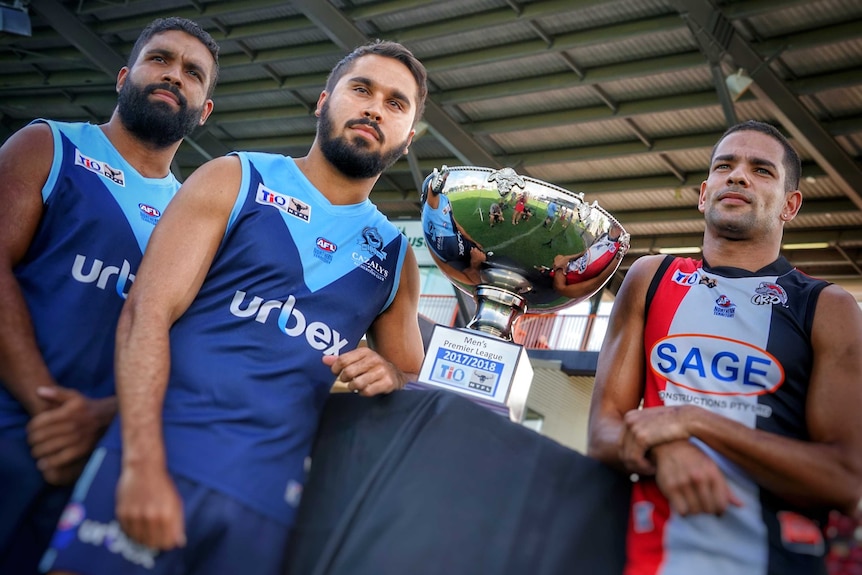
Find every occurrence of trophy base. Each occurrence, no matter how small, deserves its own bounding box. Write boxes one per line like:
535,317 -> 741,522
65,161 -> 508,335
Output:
414,324 -> 534,422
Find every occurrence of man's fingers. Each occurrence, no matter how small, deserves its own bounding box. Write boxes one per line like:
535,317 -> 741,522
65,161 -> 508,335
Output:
37,444 -> 87,471
693,474 -> 724,516
30,432 -> 77,459
119,503 -> 185,550
26,408 -> 70,437
26,420 -> 63,446
36,385 -> 76,403
42,460 -> 86,486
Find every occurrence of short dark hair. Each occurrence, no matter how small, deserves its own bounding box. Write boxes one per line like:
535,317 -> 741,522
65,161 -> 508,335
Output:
710,120 -> 801,192
127,17 -> 220,97
324,40 -> 428,126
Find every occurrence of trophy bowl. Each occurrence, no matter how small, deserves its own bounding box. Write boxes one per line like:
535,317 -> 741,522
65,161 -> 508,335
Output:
421,166 -> 629,341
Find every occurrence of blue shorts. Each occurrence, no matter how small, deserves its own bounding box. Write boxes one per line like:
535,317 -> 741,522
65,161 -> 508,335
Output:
40,447 -> 292,575
428,233 -> 478,270
0,434 -> 72,574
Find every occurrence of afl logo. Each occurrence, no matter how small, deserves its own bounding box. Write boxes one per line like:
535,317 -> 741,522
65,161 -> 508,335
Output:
316,237 -> 337,253
57,502 -> 85,531
138,203 -> 161,218
649,334 -> 784,396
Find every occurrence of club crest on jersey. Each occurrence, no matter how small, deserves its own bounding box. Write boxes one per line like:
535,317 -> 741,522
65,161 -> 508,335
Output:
713,294 -> 736,318
751,281 -> 788,306
255,183 -> 311,222
314,237 -> 337,264
777,511 -> 825,556
74,149 -> 125,186
358,226 -> 386,260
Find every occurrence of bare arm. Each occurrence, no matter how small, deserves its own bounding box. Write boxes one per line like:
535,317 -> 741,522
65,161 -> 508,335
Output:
0,124 -> 57,415
552,249 -> 621,300
586,254 -> 661,468
622,285 -> 862,515
325,246 -> 424,395
591,255 -> 740,517
114,155 -> 240,549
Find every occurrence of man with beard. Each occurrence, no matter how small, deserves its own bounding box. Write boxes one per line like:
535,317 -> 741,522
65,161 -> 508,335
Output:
0,17 -> 218,574
588,121 -> 862,574
42,40 -> 427,575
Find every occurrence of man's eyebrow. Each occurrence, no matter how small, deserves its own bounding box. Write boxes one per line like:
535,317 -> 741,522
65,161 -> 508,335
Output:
144,47 -> 208,82
349,75 -> 411,108
713,153 -> 777,167
712,153 -> 737,165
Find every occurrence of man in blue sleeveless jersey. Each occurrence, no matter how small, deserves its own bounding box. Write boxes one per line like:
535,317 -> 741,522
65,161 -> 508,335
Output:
589,121 -> 862,574
422,168 -> 487,285
43,40 -> 427,575
0,17 -> 218,574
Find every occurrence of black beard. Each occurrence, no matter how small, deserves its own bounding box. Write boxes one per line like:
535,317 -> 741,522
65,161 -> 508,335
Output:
317,101 -> 407,179
117,79 -> 203,148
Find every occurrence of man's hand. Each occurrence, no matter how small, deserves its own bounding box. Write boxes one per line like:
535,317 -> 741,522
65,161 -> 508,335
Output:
651,440 -> 743,516
621,405 -> 695,474
116,465 -> 185,550
323,347 -> 406,396
26,386 -> 115,485
552,254 -> 571,270
41,459 -> 87,486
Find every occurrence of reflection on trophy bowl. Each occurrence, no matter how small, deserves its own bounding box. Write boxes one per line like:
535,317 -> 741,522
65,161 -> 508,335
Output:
420,166 -> 629,341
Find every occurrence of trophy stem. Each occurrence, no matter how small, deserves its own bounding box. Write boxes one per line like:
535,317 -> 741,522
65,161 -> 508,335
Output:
467,286 -> 528,342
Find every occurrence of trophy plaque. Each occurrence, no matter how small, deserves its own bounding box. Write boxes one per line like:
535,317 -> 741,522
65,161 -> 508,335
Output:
413,166 -> 629,422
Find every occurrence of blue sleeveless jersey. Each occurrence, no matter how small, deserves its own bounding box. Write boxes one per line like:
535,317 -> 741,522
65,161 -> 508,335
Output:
106,152 -> 407,527
0,120 -> 179,438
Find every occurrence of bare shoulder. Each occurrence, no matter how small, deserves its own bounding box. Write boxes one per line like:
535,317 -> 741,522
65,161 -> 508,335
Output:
812,284 -> 862,340
0,123 -> 55,262
817,283 -> 861,309
617,253 -> 668,296
0,122 -> 54,177
185,154 -> 241,186
0,122 -> 53,150
174,155 -> 242,207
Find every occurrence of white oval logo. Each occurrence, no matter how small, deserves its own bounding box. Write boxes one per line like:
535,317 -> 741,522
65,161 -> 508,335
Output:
649,334 -> 784,396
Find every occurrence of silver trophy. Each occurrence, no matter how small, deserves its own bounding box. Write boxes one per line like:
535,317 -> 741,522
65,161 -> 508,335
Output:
415,166 -> 629,422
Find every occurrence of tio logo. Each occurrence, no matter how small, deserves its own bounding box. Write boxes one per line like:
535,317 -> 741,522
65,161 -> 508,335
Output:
436,363 -> 465,382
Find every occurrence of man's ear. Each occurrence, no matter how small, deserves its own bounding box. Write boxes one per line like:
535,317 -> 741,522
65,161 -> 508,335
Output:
404,129 -> 416,155
314,91 -> 328,118
116,67 -> 130,93
199,99 -> 215,125
697,180 -> 708,214
782,189 -> 803,222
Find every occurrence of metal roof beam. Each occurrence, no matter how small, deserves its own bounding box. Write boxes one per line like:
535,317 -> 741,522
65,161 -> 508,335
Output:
627,228 -> 862,253
675,0 -> 862,211
291,0 -> 499,167
29,0 -> 125,76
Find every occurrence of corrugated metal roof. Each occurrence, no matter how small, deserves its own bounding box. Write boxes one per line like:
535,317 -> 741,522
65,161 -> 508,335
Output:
1,0 -> 860,285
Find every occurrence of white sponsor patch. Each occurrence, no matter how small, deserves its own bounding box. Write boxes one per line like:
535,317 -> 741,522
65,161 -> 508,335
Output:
256,183 -> 311,222
75,149 -> 125,186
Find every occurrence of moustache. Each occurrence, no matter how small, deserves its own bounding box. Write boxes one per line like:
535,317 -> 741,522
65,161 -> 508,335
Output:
145,83 -> 187,108
345,118 -> 383,142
